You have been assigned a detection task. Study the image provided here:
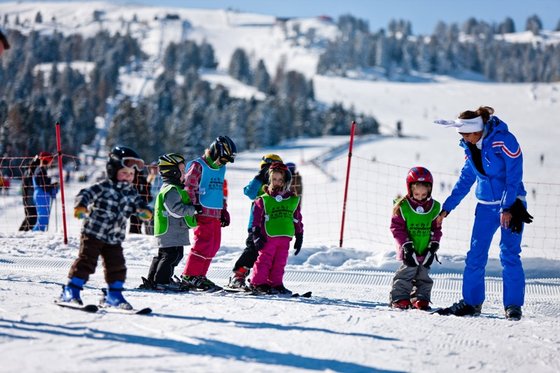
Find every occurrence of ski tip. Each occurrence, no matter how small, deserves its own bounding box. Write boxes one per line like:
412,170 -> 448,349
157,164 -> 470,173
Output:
135,307 -> 152,315
83,304 -> 100,313
54,300 -> 99,313
292,291 -> 312,298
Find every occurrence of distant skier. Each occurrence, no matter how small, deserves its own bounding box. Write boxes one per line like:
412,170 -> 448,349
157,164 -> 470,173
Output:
19,155 -> 40,231
227,153 -> 284,290
249,162 -> 303,294
179,136 -> 236,291
32,152 -> 59,231
389,167 -> 442,310
434,106 -> 532,320
143,153 -> 197,291
0,28 -> 9,57
58,146 -> 152,310
129,168 -> 153,234
286,162 -> 303,197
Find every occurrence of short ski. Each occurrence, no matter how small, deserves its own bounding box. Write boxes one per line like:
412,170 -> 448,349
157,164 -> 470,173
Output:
172,275 -> 223,293
222,285 -> 251,293
226,290 -> 312,298
98,305 -> 152,315
54,299 -> 99,313
291,291 -> 312,298
137,277 -> 190,293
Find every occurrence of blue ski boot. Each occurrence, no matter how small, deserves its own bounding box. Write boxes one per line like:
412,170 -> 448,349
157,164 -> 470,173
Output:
101,281 -> 133,310
59,277 -> 85,305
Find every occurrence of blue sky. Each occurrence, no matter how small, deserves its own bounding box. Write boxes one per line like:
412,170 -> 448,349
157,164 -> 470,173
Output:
119,0 -> 560,34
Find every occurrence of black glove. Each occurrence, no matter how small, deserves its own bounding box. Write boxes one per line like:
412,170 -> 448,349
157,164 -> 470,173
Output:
220,209 -> 230,227
423,242 -> 439,268
509,198 -> 533,233
252,226 -> 267,250
255,166 -> 269,183
402,242 -> 418,267
193,204 -> 203,214
294,233 -> 303,256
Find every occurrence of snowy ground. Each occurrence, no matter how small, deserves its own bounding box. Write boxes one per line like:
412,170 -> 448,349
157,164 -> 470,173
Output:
1,254 -> 560,372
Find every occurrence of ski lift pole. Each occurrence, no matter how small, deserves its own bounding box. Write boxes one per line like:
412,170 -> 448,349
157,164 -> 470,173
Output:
55,121 -> 68,244
339,121 -> 356,248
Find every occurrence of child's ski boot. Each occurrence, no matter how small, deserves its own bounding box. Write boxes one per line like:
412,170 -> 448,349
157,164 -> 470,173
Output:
227,267 -> 249,290
59,277 -> 85,305
100,281 -> 133,310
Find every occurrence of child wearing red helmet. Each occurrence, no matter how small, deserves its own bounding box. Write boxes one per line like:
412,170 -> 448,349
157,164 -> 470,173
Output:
389,166 -> 442,310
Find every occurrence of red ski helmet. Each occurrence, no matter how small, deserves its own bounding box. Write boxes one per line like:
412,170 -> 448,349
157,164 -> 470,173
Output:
38,151 -> 54,163
268,162 -> 292,190
406,166 -> 433,197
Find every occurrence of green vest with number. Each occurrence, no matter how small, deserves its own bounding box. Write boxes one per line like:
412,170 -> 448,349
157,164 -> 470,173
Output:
262,194 -> 300,237
399,199 -> 441,255
154,184 -> 197,236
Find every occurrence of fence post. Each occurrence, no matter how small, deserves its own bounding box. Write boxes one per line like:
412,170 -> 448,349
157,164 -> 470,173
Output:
55,121 -> 68,244
339,120 -> 356,248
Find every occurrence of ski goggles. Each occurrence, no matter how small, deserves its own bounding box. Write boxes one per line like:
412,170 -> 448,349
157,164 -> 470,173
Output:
121,157 -> 145,171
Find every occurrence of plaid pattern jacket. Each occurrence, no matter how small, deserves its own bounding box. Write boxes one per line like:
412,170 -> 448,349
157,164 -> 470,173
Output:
75,179 -> 149,245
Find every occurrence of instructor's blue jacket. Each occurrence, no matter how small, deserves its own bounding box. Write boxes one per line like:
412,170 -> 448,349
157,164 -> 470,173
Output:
442,116 -> 526,213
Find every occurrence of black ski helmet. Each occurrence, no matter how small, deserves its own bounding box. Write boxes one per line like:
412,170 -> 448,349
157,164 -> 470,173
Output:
209,136 -> 237,163
158,153 -> 186,185
106,146 -> 144,182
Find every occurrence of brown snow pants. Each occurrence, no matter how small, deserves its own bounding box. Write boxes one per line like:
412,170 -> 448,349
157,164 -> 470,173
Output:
68,234 -> 126,284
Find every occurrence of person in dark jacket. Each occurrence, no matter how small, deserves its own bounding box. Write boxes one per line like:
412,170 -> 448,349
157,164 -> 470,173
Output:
129,168 -> 153,234
19,155 -> 40,231
286,162 -> 303,197
434,106 -> 532,321
32,152 -> 59,231
58,146 -> 152,310
0,28 -> 10,57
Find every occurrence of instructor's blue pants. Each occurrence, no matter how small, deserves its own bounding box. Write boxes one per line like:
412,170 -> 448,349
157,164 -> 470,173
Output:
462,203 -> 525,308
32,191 -> 53,231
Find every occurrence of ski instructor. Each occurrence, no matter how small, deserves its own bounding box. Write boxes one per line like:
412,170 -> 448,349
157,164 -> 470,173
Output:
433,106 -> 532,320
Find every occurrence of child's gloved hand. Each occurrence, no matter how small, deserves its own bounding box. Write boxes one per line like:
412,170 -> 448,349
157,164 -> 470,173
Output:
255,166 -> 269,183
402,242 -> 418,267
193,204 -> 203,214
293,233 -> 303,255
251,226 -> 267,250
74,205 -> 88,219
137,208 -> 153,221
423,242 -> 439,268
220,209 -> 230,227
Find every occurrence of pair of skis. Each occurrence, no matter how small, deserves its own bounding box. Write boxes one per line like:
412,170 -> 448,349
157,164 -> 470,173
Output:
54,299 -> 152,315
222,286 -> 312,298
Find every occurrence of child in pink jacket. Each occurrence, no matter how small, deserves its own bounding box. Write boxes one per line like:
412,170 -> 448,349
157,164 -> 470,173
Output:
249,162 -> 303,295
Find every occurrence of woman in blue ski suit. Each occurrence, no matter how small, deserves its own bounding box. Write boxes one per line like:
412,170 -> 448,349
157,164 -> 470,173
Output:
435,106 -> 531,320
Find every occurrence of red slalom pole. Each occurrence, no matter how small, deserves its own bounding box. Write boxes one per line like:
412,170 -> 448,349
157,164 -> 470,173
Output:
339,121 -> 356,248
55,121 -> 68,244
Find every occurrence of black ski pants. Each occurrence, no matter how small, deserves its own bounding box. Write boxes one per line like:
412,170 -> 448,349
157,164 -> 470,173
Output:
147,246 -> 184,284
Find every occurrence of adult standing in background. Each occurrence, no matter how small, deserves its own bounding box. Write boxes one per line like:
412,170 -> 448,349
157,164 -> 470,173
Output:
145,161 -> 162,235
434,106 -> 532,320
286,162 -> 303,197
129,168 -> 153,234
19,155 -> 40,231
32,152 -> 59,231
0,28 -> 10,57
